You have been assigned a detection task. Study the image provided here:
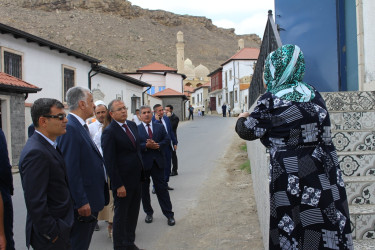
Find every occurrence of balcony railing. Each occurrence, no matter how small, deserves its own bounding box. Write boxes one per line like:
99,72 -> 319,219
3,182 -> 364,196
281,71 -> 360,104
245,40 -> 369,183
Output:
248,10 -> 282,108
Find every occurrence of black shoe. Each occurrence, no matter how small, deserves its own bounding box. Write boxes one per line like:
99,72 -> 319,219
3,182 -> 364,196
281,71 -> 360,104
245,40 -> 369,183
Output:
167,217 -> 175,226
94,222 -> 100,231
170,171 -> 178,176
152,187 -> 156,194
145,214 -> 153,223
167,186 -> 174,190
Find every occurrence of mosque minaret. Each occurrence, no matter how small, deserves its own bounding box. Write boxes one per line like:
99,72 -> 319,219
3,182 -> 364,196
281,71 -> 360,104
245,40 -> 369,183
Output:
176,31 -> 185,74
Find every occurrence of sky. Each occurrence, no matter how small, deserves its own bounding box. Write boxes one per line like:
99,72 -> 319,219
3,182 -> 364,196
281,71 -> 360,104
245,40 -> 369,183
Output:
129,0 -> 275,37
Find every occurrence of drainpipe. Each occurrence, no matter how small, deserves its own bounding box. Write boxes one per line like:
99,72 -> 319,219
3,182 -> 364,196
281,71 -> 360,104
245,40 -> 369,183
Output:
88,64 -> 100,90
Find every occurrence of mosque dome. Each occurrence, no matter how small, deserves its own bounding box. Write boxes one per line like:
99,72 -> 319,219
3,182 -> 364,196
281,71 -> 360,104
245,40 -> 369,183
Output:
184,58 -> 193,67
194,64 -> 210,78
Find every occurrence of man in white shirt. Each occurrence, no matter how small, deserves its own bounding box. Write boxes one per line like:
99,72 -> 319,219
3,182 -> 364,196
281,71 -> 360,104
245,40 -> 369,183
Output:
88,100 -> 108,155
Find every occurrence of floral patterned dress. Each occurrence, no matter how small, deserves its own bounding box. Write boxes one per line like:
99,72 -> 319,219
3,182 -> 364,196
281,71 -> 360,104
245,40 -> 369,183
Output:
236,91 -> 353,250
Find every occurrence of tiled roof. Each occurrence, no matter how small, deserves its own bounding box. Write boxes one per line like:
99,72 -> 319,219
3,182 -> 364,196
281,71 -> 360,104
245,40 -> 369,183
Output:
184,85 -> 195,92
221,47 -> 260,65
0,23 -> 101,64
137,62 -> 177,72
152,88 -> 185,97
0,72 -> 41,93
202,82 -> 211,87
240,83 -> 250,91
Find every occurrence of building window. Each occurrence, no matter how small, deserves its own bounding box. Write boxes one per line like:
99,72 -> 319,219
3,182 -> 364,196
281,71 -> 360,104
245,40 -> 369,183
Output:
226,92 -> 229,103
225,72 -> 227,87
3,50 -> 23,79
62,65 -> 76,102
235,90 -> 238,102
147,86 -> 155,95
229,69 -> 232,80
158,86 -> 166,92
200,93 -> 203,104
192,97 -> 195,105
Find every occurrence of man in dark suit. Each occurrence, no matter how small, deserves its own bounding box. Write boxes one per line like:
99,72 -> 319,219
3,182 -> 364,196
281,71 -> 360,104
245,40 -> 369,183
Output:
19,98 -> 74,250
165,105 -> 180,176
152,104 -> 178,187
0,128 -> 14,250
57,87 -> 108,250
138,105 -> 175,226
101,99 -> 143,250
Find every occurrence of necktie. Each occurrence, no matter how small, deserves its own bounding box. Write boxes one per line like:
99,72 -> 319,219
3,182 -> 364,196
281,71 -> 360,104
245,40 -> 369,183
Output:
83,124 -> 90,134
147,123 -> 153,139
122,123 -> 136,147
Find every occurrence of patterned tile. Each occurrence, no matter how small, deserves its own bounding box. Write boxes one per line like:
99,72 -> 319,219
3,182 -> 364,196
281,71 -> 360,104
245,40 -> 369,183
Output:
345,180 -> 375,205
322,91 -> 375,112
353,239 -> 375,249
331,132 -> 375,152
330,111 -> 375,131
338,154 -> 375,176
354,214 -> 375,240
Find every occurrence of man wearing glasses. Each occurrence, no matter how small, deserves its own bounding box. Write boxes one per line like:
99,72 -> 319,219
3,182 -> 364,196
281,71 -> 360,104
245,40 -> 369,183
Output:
19,98 -> 73,250
57,87 -> 108,250
101,99 -> 144,250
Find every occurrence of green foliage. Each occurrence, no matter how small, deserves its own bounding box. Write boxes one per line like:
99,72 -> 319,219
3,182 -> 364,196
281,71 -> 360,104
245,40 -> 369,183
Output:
240,143 -> 247,152
239,159 -> 251,174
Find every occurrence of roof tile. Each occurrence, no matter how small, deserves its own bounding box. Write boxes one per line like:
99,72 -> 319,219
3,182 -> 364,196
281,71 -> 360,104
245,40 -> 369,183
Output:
0,72 -> 40,90
137,62 -> 177,72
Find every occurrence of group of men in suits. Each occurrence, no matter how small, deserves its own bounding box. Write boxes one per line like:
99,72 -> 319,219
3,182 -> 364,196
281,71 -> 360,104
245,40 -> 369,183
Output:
18,86 -> 179,250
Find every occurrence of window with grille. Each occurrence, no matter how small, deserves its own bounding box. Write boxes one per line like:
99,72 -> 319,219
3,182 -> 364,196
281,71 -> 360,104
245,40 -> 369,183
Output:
63,66 -> 75,102
4,51 -> 22,79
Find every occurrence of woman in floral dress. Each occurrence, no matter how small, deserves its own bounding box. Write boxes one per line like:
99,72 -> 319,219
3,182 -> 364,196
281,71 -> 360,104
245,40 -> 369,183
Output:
235,44 -> 353,249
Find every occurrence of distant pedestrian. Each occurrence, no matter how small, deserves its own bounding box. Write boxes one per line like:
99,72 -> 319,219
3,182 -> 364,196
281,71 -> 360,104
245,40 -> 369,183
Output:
198,109 -> 202,116
188,105 -> 194,120
165,105 -> 179,176
222,104 -> 227,117
19,98 -> 73,250
228,106 -> 231,117
0,128 -> 14,250
202,106 -> 205,116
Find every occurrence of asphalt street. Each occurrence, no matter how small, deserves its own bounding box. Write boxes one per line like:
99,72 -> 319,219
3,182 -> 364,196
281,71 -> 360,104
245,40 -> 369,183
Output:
12,115 -> 237,250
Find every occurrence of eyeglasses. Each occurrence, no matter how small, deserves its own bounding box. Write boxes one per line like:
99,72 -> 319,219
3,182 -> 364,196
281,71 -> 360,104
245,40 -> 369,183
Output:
113,106 -> 128,112
42,114 -> 67,120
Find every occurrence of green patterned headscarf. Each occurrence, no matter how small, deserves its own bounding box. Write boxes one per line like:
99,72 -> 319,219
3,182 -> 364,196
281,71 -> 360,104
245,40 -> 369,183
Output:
263,44 -> 315,102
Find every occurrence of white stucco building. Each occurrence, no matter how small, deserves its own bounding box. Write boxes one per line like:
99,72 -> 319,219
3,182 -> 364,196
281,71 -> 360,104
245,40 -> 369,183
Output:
0,22 -> 150,140
125,62 -> 186,95
221,47 -> 259,114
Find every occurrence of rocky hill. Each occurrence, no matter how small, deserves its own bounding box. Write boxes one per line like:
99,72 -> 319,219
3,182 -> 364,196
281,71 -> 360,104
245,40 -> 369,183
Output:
0,0 -> 261,72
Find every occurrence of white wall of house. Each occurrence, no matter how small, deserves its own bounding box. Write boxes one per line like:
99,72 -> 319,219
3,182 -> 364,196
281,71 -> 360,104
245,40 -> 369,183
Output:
165,73 -> 183,93
0,33 -> 92,103
222,60 -> 256,114
240,88 -> 249,112
358,0 -> 375,90
91,73 -> 144,120
126,72 -> 184,95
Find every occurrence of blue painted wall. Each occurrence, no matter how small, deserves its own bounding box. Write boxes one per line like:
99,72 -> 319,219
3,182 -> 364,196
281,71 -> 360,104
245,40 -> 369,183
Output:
275,0 -> 340,92
344,0 -> 358,91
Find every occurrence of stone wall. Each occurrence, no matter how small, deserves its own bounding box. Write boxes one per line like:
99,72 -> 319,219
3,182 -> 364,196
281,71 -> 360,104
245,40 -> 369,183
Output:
161,97 -> 186,122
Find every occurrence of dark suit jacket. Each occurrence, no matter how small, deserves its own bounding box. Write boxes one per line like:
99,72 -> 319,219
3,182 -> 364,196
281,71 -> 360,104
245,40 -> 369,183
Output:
19,132 -> 74,249
57,114 -> 108,212
101,120 -> 144,191
152,115 -> 178,146
137,121 -> 170,170
168,113 -> 180,140
0,128 -> 13,196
